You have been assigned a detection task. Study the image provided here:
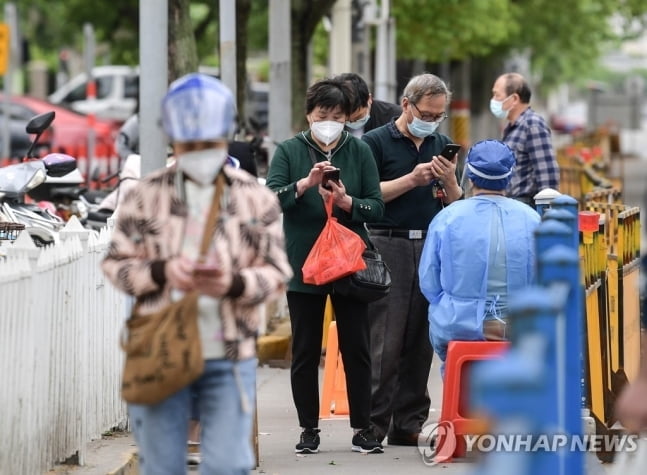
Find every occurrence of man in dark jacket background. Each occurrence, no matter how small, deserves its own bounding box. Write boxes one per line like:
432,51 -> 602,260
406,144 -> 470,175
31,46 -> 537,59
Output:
336,73 -> 402,137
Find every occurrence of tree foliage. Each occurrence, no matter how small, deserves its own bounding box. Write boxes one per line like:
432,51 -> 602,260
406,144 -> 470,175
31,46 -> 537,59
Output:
3,0 -> 647,128
392,0 -> 647,90
393,0 -> 514,63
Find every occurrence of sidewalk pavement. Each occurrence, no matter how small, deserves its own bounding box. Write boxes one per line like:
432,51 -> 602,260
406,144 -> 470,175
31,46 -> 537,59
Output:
255,363 -> 471,475
57,362 -> 614,474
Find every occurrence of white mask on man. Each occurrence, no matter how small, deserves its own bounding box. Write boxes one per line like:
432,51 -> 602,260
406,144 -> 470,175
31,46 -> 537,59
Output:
310,120 -> 345,146
177,148 -> 228,186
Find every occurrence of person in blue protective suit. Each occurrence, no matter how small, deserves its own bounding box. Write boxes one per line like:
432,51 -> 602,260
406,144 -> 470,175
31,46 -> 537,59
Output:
418,139 -> 541,375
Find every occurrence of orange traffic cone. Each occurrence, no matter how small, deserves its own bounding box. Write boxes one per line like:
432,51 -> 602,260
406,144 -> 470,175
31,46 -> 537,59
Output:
319,321 -> 349,419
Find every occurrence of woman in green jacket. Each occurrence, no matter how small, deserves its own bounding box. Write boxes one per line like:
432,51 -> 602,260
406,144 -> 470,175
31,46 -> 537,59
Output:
266,78 -> 384,455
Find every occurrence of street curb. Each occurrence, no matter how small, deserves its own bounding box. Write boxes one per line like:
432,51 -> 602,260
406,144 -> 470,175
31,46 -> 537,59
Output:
107,451 -> 137,475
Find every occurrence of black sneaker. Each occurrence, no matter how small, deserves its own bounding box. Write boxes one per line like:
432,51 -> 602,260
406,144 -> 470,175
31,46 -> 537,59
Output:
295,428 -> 321,454
352,427 -> 384,454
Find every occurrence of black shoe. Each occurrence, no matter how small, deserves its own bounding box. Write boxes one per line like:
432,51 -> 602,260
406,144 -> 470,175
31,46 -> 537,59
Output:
352,427 -> 384,454
387,432 -> 421,446
295,428 -> 321,454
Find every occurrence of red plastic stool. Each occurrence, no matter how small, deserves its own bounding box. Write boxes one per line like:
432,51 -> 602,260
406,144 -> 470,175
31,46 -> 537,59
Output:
436,340 -> 510,462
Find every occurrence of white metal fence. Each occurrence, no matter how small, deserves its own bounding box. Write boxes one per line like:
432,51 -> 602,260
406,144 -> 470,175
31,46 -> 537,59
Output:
0,219 -> 128,475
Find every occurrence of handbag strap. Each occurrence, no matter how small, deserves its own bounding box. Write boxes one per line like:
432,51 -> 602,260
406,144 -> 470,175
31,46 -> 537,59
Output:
197,172 -> 226,261
363,222 -> 379,251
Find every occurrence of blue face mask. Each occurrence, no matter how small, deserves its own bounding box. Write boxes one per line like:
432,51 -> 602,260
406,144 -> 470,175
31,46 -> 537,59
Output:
489,95 -> 512,119
346,113 -> 370,130
407,115 -> 439,138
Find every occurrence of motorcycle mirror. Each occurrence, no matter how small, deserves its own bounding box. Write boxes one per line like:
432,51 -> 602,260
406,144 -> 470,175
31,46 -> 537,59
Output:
42,153 -> 77,177
26,111 -> 55,135
24,111 -> 56,161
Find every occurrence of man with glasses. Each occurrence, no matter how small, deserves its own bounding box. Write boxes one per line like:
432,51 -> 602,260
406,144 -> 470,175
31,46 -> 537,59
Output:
490,72 -> 559,206
361,73 -> 463,446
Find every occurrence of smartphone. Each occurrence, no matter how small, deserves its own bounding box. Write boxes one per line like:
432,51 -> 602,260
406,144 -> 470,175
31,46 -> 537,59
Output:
440,143 -> 461,160
193,262 -> 220,276
322,168 -> 341,190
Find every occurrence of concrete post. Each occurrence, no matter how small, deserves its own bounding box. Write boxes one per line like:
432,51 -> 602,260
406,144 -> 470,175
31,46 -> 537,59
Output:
329,0 -> 352,75
351,1 -> 371,80
268,0 -> 291,162
139,0 -> 168,176
27,60 -> 48,100
387,16 -> 397,102
83,23 -> 96,187
219,0 -> 237,100
374,0 -> 390,101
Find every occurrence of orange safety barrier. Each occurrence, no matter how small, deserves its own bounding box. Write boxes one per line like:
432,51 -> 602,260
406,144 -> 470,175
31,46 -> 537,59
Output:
435,340 -> 510,463
321,296 -> 334,350
319,321 -> 349,419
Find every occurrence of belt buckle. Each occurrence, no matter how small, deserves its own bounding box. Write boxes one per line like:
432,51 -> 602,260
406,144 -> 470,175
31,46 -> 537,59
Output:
408,229 -> 423,240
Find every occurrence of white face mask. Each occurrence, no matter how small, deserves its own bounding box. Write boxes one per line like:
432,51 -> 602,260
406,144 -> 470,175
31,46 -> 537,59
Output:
177,148 -> 228,186
310,120 -> 345,146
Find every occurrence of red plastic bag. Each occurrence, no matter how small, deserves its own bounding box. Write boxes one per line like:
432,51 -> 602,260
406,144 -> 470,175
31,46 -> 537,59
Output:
302,196 -> 367,285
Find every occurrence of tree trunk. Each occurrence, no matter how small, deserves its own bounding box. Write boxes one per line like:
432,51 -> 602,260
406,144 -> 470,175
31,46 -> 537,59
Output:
290,0 -> 336,132
168,0 -> 198,84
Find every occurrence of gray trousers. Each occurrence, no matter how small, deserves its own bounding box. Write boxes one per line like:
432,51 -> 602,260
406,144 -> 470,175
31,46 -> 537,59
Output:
368,235 -> 433,440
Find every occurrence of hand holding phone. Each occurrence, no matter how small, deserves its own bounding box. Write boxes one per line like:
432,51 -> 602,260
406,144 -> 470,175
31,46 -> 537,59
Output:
440,143 -> 461,160
193,261 -> 221,277
193,257 -> 232,298
322,168 -> 341,190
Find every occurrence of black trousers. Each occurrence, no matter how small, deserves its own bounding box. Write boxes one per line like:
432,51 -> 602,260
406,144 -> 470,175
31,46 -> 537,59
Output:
287,291 -> 372,430
368,235 -> 433,440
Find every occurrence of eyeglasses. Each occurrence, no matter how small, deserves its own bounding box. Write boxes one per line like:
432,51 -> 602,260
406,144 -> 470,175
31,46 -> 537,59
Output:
411,102 -> 447,123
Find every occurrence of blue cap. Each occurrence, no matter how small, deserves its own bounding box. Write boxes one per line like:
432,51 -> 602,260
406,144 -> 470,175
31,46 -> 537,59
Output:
161,73 -> 236,143
466,140 -> 515,190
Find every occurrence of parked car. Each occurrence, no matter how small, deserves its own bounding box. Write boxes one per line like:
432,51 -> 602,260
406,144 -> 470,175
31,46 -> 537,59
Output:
49,65 -> 269,131
0,94 -> 119,159
0,111 -> 42,160
48,65 -> 139,123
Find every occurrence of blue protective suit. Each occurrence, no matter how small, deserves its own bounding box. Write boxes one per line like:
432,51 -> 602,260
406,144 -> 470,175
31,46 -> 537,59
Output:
418,195 -> 541,363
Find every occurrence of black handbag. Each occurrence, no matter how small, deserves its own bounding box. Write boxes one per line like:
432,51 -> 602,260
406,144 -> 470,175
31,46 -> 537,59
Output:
333,240 -> 391,303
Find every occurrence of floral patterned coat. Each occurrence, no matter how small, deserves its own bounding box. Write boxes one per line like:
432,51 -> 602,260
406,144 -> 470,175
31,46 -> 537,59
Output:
101,164 -> 292,360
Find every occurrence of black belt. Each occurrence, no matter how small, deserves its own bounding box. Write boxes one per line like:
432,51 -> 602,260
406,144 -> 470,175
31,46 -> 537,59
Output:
368,228 -> 427,240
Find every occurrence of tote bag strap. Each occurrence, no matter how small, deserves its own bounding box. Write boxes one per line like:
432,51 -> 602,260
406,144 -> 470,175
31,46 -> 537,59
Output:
197,172 -> 226,262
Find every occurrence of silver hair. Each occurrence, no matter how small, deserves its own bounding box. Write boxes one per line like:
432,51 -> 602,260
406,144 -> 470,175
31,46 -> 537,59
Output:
403,73 -> 452,104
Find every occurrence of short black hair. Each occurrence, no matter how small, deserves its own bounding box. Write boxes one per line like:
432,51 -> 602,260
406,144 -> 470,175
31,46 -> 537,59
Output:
335,72 -> 370,112
504,73 -> 532,103
304,78 -> 353,117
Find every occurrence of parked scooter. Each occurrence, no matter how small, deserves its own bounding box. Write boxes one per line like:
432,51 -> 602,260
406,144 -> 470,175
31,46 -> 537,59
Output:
84,153 -> 140,232
0,111 -> 77,246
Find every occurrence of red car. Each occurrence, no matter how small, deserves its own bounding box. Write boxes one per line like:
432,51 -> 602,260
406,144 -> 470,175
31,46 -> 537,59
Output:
0,94 -> 120,177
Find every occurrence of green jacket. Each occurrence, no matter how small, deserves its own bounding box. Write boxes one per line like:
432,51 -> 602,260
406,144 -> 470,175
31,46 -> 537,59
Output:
266,130 -> 384,294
